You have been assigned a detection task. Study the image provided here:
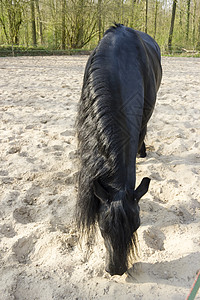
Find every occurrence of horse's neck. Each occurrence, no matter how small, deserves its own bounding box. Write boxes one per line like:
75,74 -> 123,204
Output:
103,147 -> 136,192
119,145 -> 137,190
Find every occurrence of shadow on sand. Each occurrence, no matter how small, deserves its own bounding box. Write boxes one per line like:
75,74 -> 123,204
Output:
126,252 -> 200,288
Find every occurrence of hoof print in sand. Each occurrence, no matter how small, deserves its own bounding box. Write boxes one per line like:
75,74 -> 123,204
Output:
0,170 -> 9,176
7,145 -> 21,154
66,234 -> 78,249
68,150 -> 77,160
171,205 -> 193,224
52,170 -> 77,185
13,207 -> 36,224
0,224 -> 16,238
143,227 -> 165,251
12,236 -> 35,264
65,172 -> 78,185
61,234 -> 78,253
60,130 -> 75,137
3,191 -> 20,205
23,184 -> 41,205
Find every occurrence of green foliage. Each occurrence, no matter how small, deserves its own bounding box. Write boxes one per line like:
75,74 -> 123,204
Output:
0,0 -> 200,55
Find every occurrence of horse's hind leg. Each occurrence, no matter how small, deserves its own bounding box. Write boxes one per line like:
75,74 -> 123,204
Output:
138,125 -> 147,158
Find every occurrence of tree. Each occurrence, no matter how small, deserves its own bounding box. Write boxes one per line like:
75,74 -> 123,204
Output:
97,0 -> 102,42
192,0 -> 197,46
0,0 -> 23,45
129,0 -> 137,28
197,17 -> 200,49
186,0 -> 191,42
61,0 -> 66,49
35,0 -> 43,45
168,0 -> 177,53
0,0 -> 9,43
49,0 -> 60,49
31,0 -> 37,46
153,0 -> 159,39
65,0 -> 98,49
145,0 -> 148,34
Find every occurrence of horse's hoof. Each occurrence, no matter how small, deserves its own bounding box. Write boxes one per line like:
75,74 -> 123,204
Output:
140,152 -> 146,158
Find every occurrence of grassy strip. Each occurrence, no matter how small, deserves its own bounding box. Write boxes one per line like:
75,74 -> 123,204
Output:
0,45 -> 199,58
162,53 -> 200,57
0,46 -> 91,57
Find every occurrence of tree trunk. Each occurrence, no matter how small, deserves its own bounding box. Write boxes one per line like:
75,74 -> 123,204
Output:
130,0 -> 136,28
179,9 -> 182,27
168,0 -> 177,53
77,0 -> 84,48
61,0 -> 66,50
154,0 -> 158,39
14,35 -> 19,45
192,0 -> 196,46
186,0 -> 191,42
24,19 -> 29,47
121,0 -> 124,24
14,19 -> 22,45
197,17 -> 200,50
31,0 -> 37,46
115,0 -> 121,23
145,0 -> 148,34
6,0 -> 22,45
35,0 -> 43,45
98,0 -> 102,42
0,17 -> 9,43
54,0 -> 59,49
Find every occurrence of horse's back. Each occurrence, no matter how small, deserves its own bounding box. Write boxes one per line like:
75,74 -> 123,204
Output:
93,25 -> 162,142
91,24 -> 162,112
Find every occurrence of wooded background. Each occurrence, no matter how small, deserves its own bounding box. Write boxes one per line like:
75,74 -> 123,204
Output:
0,0 -> 200,54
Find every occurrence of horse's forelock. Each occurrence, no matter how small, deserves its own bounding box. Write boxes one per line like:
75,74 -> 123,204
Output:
103,199 -> 139,266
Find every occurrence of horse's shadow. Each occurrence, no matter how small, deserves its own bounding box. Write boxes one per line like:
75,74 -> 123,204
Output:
139,197 -> 197,230
126,252 -> 200,288
140,151 -> 200,167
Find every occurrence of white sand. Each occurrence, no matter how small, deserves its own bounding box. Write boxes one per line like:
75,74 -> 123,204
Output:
0,56 -> 199,300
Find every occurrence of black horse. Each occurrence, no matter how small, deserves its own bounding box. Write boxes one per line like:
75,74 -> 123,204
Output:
76,24 -> 162,276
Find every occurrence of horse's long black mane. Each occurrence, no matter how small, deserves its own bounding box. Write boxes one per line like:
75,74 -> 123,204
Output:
76,24 -> 128,240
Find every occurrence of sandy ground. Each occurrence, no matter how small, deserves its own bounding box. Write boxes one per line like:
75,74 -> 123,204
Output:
0,56 -> 200,300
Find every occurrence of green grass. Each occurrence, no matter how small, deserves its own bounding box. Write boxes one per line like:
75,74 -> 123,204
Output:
0,45 -> 91,57
0,45 -> 199,58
